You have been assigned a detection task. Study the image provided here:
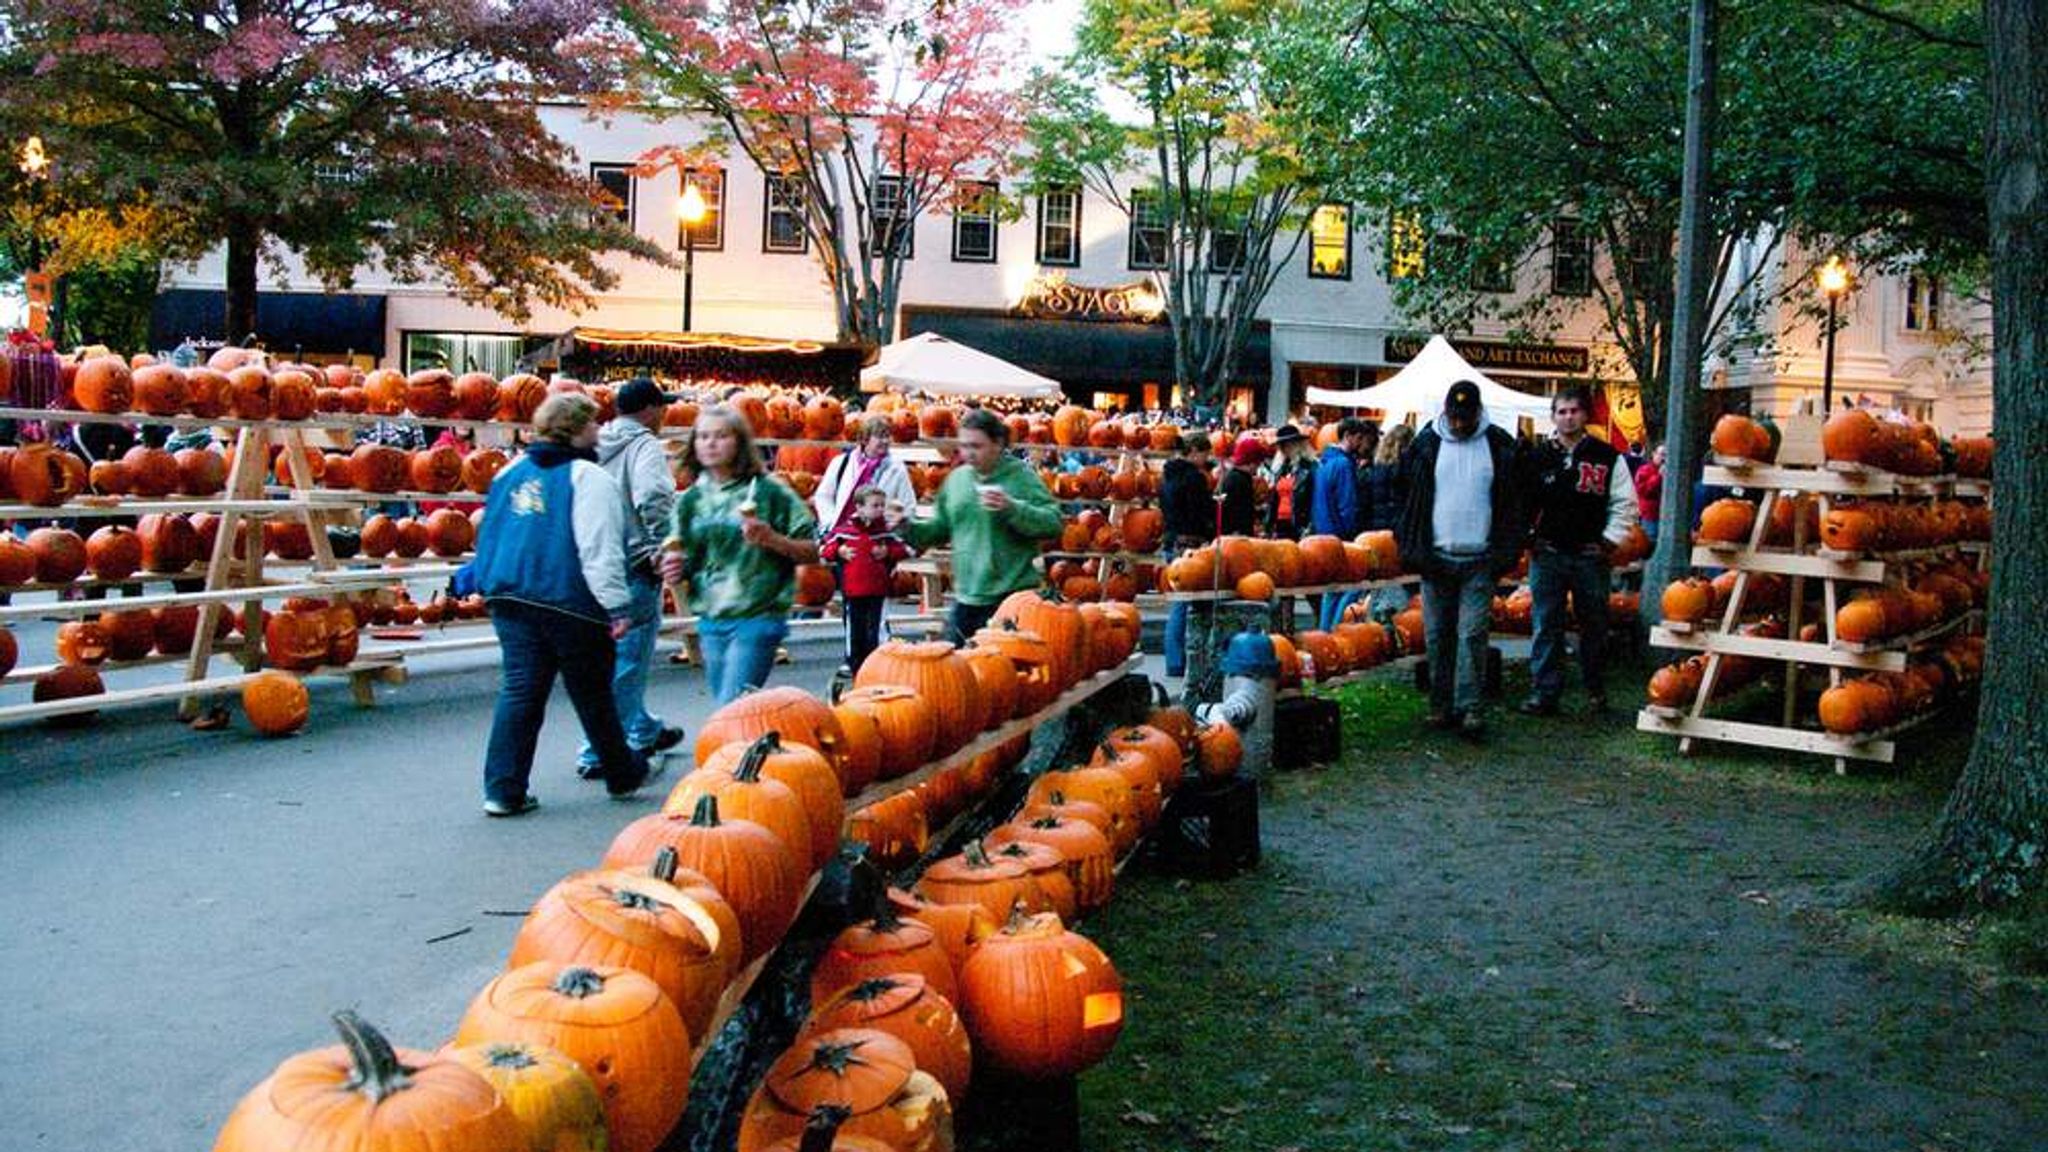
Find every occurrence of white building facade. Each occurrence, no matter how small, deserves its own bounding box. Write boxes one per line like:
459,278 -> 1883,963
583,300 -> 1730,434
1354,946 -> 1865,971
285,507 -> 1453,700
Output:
155,103 -> 1993,436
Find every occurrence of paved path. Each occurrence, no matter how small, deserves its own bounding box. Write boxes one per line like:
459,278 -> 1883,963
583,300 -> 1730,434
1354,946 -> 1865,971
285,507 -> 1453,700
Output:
0,628 -> 955,1151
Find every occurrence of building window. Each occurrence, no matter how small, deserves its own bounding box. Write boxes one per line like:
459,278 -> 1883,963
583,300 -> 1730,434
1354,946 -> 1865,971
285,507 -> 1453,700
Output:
1627,229 -> 1665,293
1308,203 -> 1351,280
591,164 -> 635,230
1905,272 -> 1942,331
1037,186 -> 1081,266
1471,249 -> 1514,293
952,181 -> 998,263
1208,215 -> 1247,274
1387,210 -> 1427,279
1128,189 -> 1169,270
679,168 -> 725,251
403,332 -> 531,378
1551,217 -> 1592,296
868,174 -> 914,259
763,175 -> 808,254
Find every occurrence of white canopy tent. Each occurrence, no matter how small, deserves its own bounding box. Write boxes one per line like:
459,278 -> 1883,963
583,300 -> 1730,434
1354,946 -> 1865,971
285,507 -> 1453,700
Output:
859,332 -> 1063,400
1305,335 -> 1553,425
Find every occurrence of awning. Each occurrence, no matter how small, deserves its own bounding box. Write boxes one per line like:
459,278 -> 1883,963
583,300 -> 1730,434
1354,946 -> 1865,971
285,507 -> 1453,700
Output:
149,289 -> 387,357
522,327 -> 873,393
1306,334 -> 1552,423
899,307 -> 1271,392
859,332 -> 1063,399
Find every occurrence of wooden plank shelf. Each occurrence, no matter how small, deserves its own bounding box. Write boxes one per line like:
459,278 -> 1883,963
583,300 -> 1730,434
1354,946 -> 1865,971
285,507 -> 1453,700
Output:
1651,625 -> 1907,672
1812,543 -> 1979,565
2,643 -> 249,686
1687,546 -> 1886,582
0,496 -> 357,519
264,486 -> 491,505
1833,611 -> 1980,656
1635,708 -> 1898,764
0,566 -> 209,594
1160,573 -> 1419,603
845,653 -> 1143,813
0,572 -> 401,622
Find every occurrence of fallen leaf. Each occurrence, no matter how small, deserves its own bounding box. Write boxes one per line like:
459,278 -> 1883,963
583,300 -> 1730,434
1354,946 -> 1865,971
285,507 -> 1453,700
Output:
1216,1104 -> 1246,1116
1619,988 -> 1660,1016
1483,965 -> 1501,977
1120,1105 -> 1162,1127
1764,1036 -> 1800,1052
1740,889 -> 1773,906
1549,1079 -> 1579,1091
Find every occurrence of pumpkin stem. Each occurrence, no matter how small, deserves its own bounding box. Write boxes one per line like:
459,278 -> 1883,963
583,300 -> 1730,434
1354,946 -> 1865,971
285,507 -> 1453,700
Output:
848,976 -> 903,1003
552,966 -> 607,999
615,888 -> 660,913
332,1010 -> 413,1102
691,794 -> 722,827
1003,898 -> 1035,932
1030,814 -> 1063,829
483,1043 -> 539,1070
801,1038 -> 874,1077
734,732 -> 781,782
798,1104 -> 853,1152
962,839 -> 993,869
650,846 -> 680,884
870,886 -> 908,931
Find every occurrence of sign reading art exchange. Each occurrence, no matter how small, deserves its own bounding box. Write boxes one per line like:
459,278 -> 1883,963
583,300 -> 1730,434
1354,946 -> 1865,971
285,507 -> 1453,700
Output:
1018,274 -> 1166,323
1384,335 -> 1589,375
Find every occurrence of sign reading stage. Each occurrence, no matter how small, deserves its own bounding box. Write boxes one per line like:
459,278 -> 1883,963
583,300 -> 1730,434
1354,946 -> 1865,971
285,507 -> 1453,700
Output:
1018,273 -> 1165,323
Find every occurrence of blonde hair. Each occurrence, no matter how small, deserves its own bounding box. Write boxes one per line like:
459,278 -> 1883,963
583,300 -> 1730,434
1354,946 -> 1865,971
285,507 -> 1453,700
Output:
684,404 -> 766,480
533,392 -> 598,444
1374,422 -> 1414,466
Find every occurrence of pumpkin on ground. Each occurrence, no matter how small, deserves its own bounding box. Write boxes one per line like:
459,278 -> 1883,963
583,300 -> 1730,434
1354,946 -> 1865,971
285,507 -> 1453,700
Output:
213,1011 -> 521,1152
957,909 -> 1124,1079
241,671 -> 310,737
454,963 -> 690,1152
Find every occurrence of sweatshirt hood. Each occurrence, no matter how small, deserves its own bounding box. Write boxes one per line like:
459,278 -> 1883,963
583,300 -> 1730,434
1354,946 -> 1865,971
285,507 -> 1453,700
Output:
1433,406 -> 1493,442
596,418 -> 652,464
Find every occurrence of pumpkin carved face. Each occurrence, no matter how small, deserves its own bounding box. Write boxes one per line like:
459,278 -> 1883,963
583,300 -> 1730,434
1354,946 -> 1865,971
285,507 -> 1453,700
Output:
736,1028 -> 952,1152
443,1042 -> 609,1152
802,975 -> 973,1106
957,909 -> 1125,1079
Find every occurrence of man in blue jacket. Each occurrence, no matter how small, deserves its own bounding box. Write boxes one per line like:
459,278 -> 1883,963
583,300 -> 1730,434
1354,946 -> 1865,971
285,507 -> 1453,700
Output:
1313,418 -> 1374,630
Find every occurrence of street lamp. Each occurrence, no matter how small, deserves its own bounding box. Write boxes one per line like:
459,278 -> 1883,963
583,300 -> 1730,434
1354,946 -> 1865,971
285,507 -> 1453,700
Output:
1817,255 -> 1850,413
677,180 -> 707,332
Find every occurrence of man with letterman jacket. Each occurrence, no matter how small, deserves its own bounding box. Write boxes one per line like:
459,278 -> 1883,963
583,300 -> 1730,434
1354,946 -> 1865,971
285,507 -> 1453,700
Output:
1519,385 -> 1638,716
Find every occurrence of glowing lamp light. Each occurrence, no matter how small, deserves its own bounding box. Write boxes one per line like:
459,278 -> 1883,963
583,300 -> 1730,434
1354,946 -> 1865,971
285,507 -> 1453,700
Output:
19,135 -> 48,178
1817,255 -> 1850,297
678,182 -> 708,227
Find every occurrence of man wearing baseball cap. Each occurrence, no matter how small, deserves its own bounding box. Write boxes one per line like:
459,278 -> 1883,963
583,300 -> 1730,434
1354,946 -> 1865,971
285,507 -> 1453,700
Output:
1398,379 -> 1527,735
578,377 -> 686,776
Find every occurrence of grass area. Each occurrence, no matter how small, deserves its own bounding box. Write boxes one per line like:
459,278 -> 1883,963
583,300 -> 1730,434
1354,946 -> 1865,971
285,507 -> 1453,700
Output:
1075,656 -> 2045,1152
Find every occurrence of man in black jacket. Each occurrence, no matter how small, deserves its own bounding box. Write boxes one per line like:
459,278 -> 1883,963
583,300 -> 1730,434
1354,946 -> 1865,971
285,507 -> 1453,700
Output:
1398,381 -> 1526,734
1160,432 -> 1217,677
1518,385 -> 1637,715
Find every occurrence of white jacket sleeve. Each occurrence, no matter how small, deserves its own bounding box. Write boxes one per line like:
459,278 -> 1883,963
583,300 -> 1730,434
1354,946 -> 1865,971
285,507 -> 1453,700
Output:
570,461 -> 631,613
881,457 -> 917,513
630,435 -> 677,541
1604,457 -> 1639,545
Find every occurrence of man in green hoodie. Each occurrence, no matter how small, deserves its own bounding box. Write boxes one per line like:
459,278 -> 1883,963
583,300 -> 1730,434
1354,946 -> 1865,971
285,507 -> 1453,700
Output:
888,407 -> 1064,644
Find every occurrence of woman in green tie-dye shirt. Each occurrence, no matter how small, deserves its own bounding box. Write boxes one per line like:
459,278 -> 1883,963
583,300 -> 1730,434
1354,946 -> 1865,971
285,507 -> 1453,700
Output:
659,406 -> 818,702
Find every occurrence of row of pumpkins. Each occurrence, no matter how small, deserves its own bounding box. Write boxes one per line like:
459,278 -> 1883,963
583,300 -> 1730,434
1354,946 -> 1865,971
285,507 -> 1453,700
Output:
1817,637 -> 1987,734
213,600 -> 1230,1152
1487,587 -> 1643,635
1708,410 -> 1993,479
1694,493 -> 1991,553
1267,599 -> 1428,686
1661,558 -> 1987,644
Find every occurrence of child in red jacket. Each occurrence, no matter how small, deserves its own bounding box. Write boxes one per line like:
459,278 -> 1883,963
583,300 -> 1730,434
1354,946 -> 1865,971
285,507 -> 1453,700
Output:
820,485 -> 913,676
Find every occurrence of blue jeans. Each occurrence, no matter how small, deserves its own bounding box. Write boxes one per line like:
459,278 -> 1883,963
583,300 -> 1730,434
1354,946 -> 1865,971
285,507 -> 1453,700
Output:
697,615 -> 790,704
1421,552 -> 1495,717
944,600 -> 1001,648
578,573 -> 665,769
484,600 -> 637,805
1164,600 -> 1192,676
1528,549 -> 1612,703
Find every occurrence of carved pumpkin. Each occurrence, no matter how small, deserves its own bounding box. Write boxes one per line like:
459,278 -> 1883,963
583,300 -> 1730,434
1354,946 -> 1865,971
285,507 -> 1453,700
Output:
242,670 -> 310,736
510,847 -> 742,1043
957,908 -> 1125,1079
991,590 -> 1089,692
852,642 -> 984,753
73,355 -> 133,412
694,686 -> 849,782
454,963 -> 690,1152
1658,576 -> 1715,624
1194,721 -> 1244,780
28,527 -> 88,583
680,732 -> 844,873
183,367 -> 228,417
845,793 -> 930,872
810,902 -> 960,1008
410,445 -> 464,493
604,796 -> 804,966
914,840 -> 1049,923
11,442 -> 86,506
989,812 -> 1115,912
224,365 -> 274,419
462,447 -> 509,493
960,643 -> 1019,728
1821,409 -> 1881,464
425,507 -> 476,557
802,975 -> 973,1107
442,1042 -> 609,1152
265,603 -> 331,671
1695,498 -> 1757,544
132,364 -> 187,416
214,1012 -> 521,1152
0,535 -> 31,585
735,1028 -> 953,1152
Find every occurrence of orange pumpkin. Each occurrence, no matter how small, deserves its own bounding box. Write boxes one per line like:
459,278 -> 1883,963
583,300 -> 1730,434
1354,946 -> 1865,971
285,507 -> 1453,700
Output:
28,526 -> 89,583
454,963 -> 689,1152
735,1028 -> 952,1152
988,812 -> 1115,912
956,909 -> 1124,1079
72,355 -> 134,413
961,643 -> 1019,728
1659,577 -> 1715,624
605,796 -> 804,966
914,840 -> 1049,923
214,1012 -> 521,1152
241,671 -> 310,736
682,732 -> 844,873
991,590 -> 1090,691
810,904 -> 960,1007
853,641 -> 984,752
442,1041 -> 609,1152
845,793 -> 930,872
1194,721 -> 1244,780
84,525 -> 143,581
1696,498 -> 1758,544
694,686 -> 849,781
802,974 -> 973,1106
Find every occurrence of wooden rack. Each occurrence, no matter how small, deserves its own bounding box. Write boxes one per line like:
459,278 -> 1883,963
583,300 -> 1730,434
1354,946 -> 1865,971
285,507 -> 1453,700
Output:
1635,461 -> 1991,771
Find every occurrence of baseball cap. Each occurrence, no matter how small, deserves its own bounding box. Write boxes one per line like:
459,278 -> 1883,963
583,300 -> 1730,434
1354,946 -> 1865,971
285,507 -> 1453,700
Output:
615,377 -> 677,415
1445,380 -> 1482,415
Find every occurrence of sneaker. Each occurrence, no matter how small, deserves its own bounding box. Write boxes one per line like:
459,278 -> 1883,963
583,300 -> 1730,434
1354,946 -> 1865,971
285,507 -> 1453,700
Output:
774,646 -> 792,665
1460,712 -> 1487,737
483,795 -> 540,818
1516,697 -> 1560,717
607,754 -> 668,800
648,726 -> 686,754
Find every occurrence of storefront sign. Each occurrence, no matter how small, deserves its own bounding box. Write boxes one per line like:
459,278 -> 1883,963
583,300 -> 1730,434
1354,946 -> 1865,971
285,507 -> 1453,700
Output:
1018,273 -> 1165,322
1384,335 -> 1588,374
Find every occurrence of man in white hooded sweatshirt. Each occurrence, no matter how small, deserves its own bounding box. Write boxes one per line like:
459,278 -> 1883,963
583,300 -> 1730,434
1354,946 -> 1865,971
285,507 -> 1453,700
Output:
576,377 -> 684,776
1397,380 -> 1527,734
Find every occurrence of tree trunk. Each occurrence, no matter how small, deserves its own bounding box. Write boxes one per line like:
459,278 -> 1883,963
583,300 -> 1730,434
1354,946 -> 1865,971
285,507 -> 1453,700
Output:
223,219 -> 260,346
1642,0 -> 1719,625
1861,0 -> 2046,914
